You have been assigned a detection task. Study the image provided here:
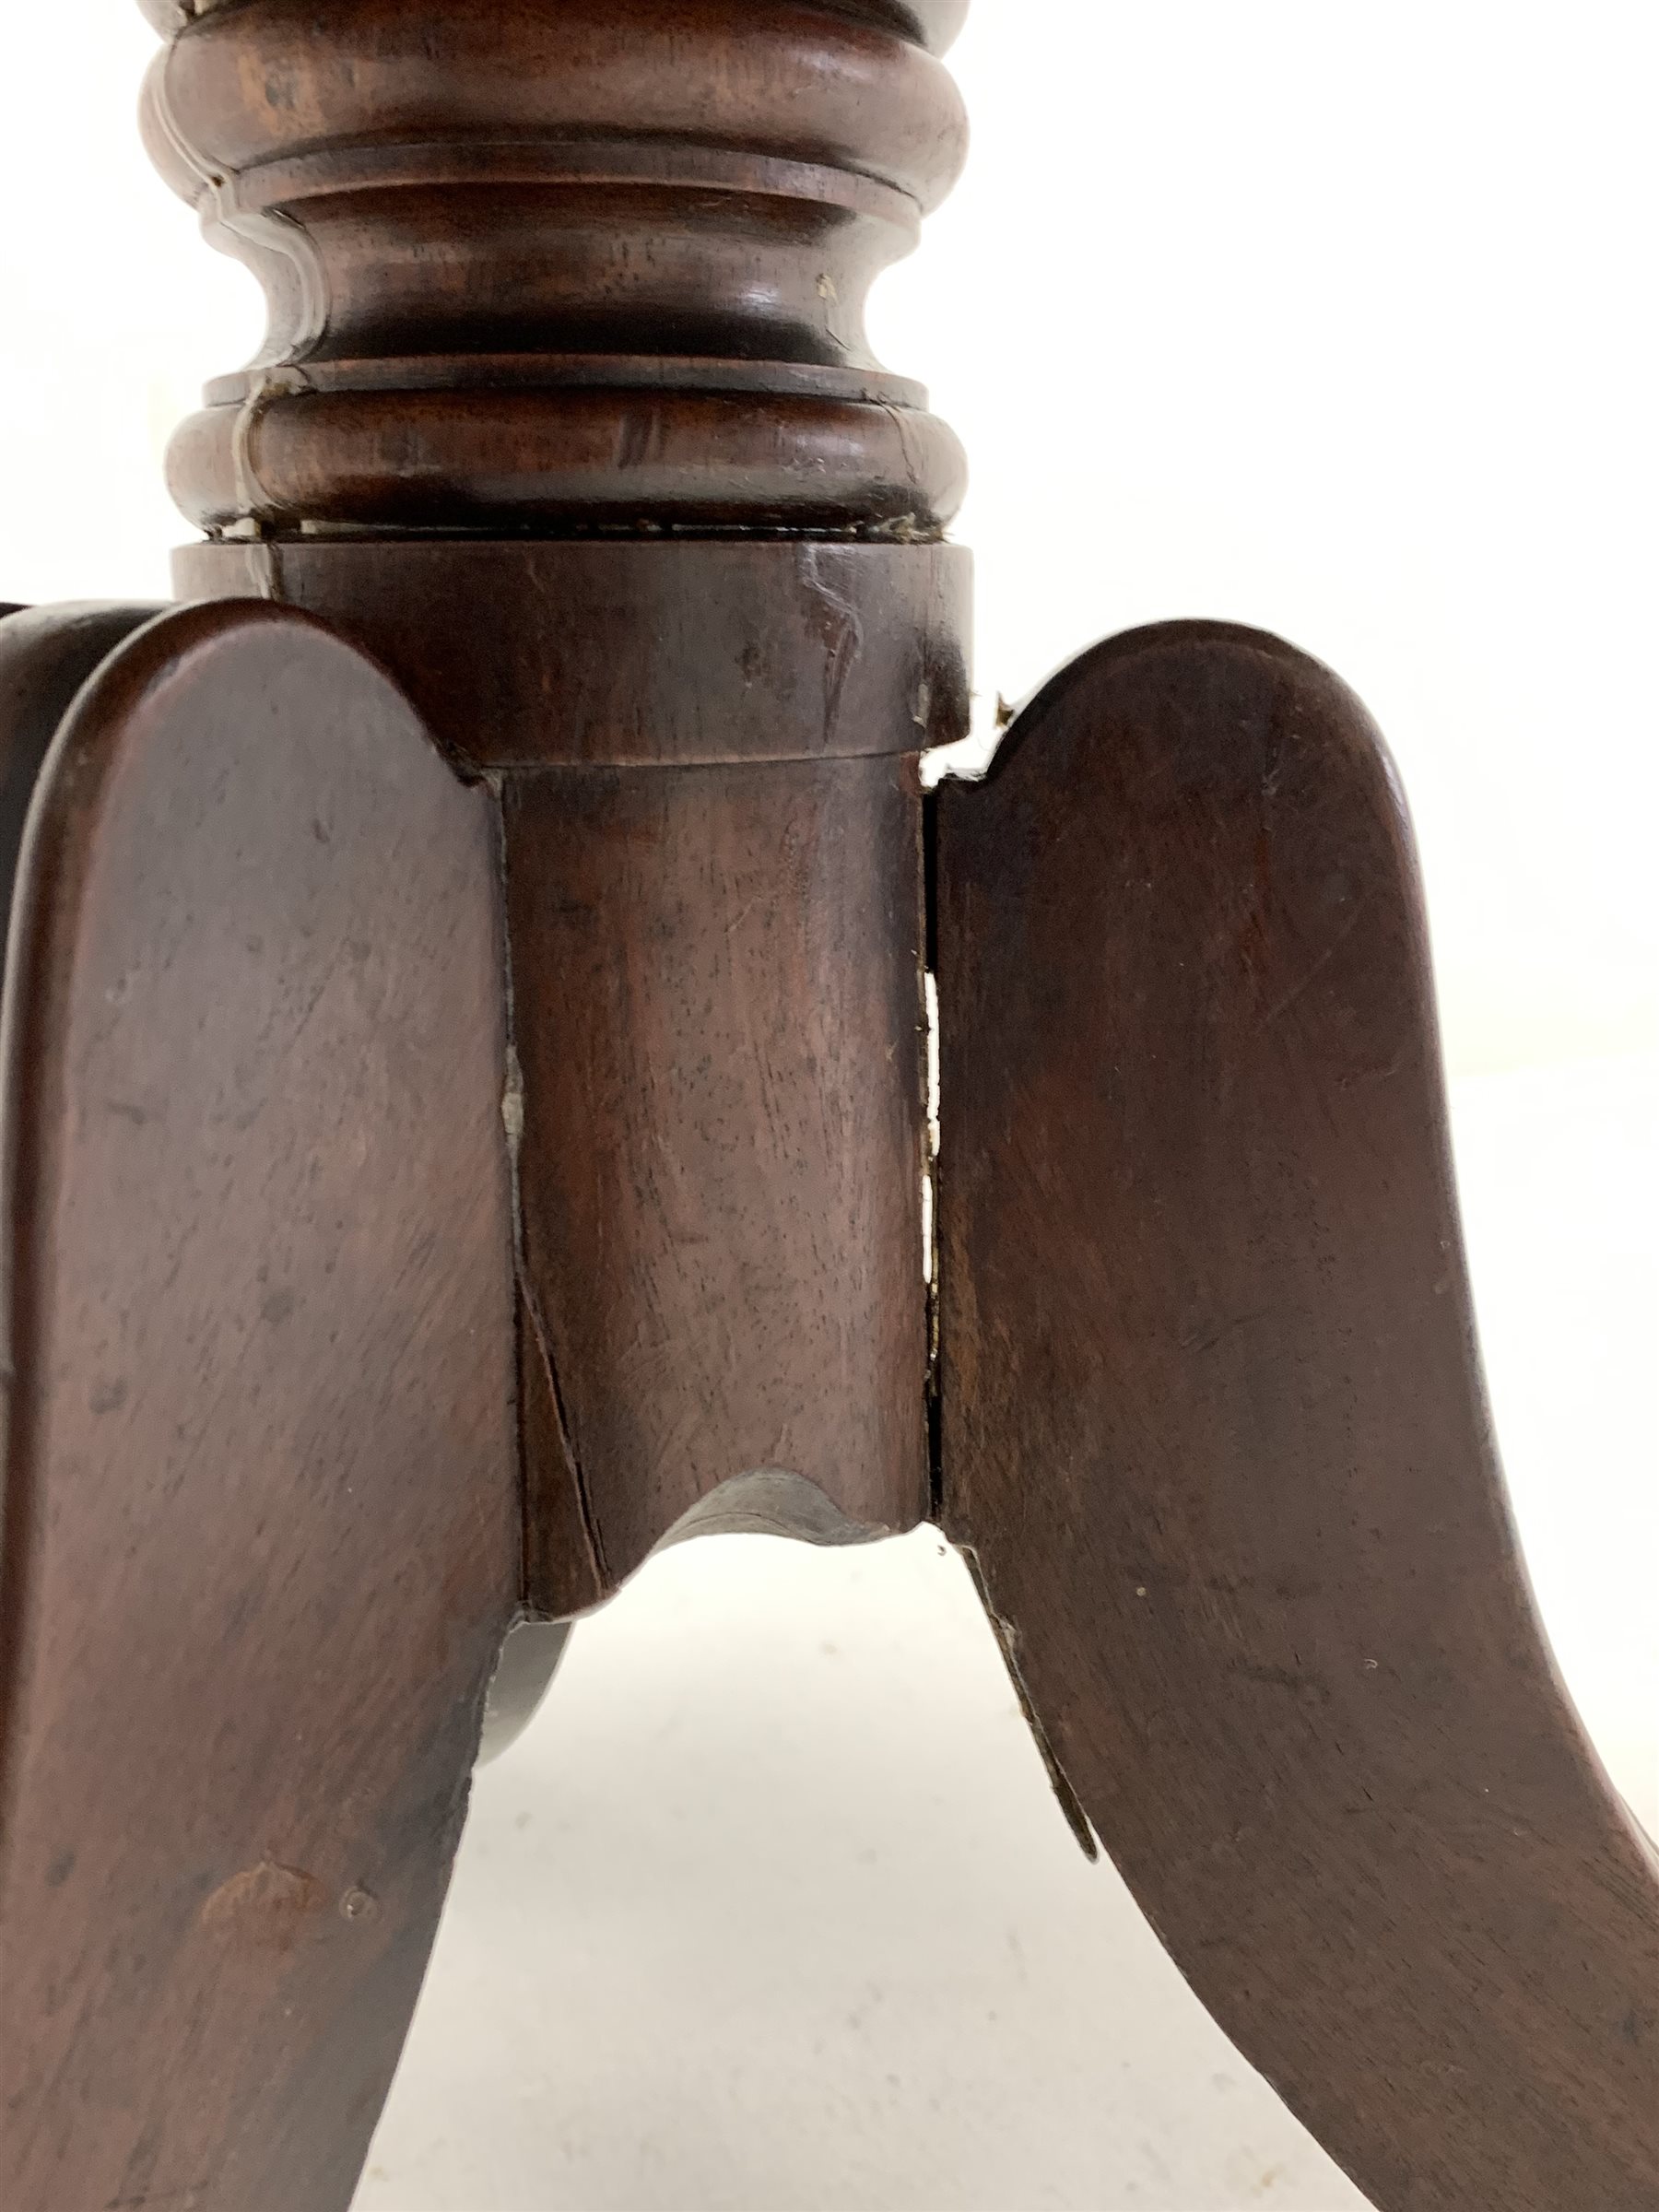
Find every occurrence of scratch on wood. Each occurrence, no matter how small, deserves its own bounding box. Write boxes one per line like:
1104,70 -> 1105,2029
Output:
199,1857 -> 325,1942
519,1262 -> 609,1594
798,544 -> 863,747
959,1546 -> 1100,1862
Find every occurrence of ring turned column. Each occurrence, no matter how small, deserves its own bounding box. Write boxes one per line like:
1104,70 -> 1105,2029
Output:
149,0 -> 974,1615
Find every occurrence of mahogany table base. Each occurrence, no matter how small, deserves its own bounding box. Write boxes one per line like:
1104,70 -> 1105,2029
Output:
1,6 -> 1654,2210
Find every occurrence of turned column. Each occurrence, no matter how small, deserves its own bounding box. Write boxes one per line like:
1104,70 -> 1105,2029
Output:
147,0 -> 974,1616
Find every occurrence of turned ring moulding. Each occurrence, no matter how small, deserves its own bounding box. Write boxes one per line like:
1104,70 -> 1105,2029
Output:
137,0 -> 973,536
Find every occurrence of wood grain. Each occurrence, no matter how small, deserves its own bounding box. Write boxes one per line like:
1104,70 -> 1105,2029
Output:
0,601 -> 520,2212
0,605 -> 162,953
18,6 -> 1651,2204
140,0 -> 968,534
508,753 -> 931,1616
935,619 -> 1659,2212
171,537 -> 972,771
175,535 -> 967,1619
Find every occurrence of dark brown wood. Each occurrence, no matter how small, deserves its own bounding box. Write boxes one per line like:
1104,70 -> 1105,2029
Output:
141,0 -> 969,535
1,8 -> 1637,2207
0,601 -> 520,2211
176,536 -> 967,1616
172,537 -> 971,771
151,0 -> 977,1627
507,751 -> 930,1612
20,3 -> 969,2202
935,619 -> 1659,2212
0,605 -> 163,950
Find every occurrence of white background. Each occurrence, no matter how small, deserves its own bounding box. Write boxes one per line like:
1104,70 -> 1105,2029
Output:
2,6 -> 1654,2208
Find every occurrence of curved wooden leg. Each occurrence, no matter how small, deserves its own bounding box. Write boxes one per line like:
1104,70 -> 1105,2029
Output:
0,604 -> 162,935
935,621 -> 1659,2211
0,605 -> 520,2212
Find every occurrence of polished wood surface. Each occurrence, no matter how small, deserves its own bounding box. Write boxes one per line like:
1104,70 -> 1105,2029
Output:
2,5 -> 1647,2206
176,535 -> 967,1617
508,751 -> 930,1611
0,605 -> 162,950
0,602 -> 519,2211
935,620 -> 1659,2212
142,0 -> 968,534
172,537 -> 971,770
153,0 -> 976,1633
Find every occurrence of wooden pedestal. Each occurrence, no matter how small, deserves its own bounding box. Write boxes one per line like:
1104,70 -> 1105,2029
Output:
1,6 -> 1653,2208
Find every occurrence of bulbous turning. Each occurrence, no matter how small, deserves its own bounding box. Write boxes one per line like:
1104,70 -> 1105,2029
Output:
140,0 -> 971,536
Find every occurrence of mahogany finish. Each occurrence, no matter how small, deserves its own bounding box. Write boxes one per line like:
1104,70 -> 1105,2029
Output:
158,0 -> 973,1628
174,535 -> 969,1613
172,536 -> 970,769
142,0 -> 969,534
0,4 -> 1652,2208
935,623 -> 1659,2211
506,749 -> 929,1612
0,606 -> 162,948
0,604 -> 519,2210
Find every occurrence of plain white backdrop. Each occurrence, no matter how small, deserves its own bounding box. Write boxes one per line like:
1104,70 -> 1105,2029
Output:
2,6 -> 1654,2208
